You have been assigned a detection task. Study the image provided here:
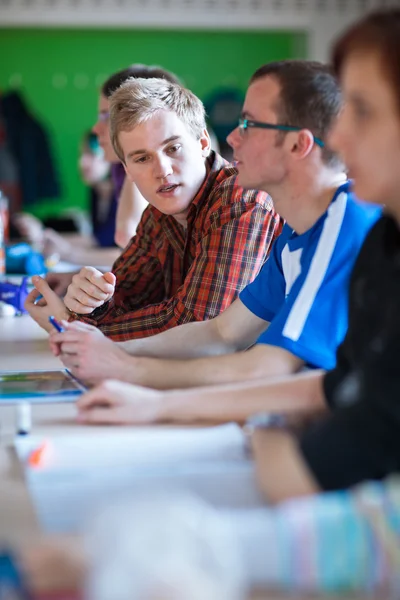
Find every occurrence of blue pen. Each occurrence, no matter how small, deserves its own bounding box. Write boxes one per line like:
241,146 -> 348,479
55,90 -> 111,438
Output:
48,315 -> 65,332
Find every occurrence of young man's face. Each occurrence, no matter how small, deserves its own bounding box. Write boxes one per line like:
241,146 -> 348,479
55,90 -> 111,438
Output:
92,93 -> 119,163
329,51 -> 400,207
120,110 -> 210,223
227,76 -> 288,192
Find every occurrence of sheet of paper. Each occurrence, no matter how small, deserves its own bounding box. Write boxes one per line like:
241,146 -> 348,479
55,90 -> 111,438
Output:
15,424 -> 263,533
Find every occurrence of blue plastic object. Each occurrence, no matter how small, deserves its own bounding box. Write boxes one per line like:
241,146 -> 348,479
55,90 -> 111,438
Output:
0,277 -> 30,313
5,243 -> 46,275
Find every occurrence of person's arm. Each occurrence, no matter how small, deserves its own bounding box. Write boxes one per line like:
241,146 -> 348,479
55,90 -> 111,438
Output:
114,179 -> 147,249
51,233 -> 120,267
76,368 -> 327,426
71,190 -> 280,342
156,367 -> 326,421
133,342 -> 305,390
53,296 -> 268,370
252,429 -> 320,504
52,298 -> 273,386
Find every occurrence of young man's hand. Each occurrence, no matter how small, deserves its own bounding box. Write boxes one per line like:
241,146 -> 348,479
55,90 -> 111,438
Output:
49,320 -> 132,384
25,276 -> 70,332
45,271 -> 75,296
76,380 -> 164,425
64,267 -> 116,315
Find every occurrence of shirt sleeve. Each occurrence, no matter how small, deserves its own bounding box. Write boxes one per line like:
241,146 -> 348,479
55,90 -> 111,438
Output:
228,485 -> 396,593
239,229 -> 287,323
299,336 -> 400,491
77,188 -> 281,341
257,215 -> 357,370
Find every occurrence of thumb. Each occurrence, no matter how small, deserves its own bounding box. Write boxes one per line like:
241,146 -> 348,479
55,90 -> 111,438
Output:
103,271 -> 116,287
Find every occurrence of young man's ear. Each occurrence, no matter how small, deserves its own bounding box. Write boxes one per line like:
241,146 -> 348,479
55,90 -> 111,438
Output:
200,128 -> 212,157
290,130 -> 315,160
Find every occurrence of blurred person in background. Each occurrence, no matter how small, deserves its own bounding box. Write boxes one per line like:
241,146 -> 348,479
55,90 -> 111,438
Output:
13,131 -> 119,266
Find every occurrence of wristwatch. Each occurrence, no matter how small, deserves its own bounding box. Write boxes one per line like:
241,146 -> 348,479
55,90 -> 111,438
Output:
243,412 -> 288,456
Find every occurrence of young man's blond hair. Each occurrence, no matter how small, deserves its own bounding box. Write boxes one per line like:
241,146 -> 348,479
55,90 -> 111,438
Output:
109,77 -> 207,163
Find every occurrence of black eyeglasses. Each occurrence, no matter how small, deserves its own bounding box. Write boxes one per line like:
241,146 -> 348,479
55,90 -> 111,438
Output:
238,118 -> 325,148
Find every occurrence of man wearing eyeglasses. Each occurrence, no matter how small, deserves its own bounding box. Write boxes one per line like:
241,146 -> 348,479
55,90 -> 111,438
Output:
49,61 -> 380,427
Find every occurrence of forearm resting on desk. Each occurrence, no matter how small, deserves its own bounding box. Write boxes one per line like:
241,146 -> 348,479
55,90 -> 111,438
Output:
119,342 -> 304,390
117,298 -> 268,360
155,368 -> 326,423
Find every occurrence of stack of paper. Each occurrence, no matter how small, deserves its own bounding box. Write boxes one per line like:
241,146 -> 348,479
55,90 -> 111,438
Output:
15,424 -> 263,533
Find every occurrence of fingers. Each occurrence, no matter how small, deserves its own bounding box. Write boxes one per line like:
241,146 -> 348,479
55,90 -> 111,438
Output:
59,353 -> 79,372
49,322 -> 102,367
76,381 -> 120,412
25,276 -> 68,332
77,407 -> 121,425
31,276 -> 59,305
64,267 -> 115,314
25,287 -> 42,305
24,288 -> 52,332
81,267 -> 115,296
49,331 -> 86,360
49,336 -> 61,357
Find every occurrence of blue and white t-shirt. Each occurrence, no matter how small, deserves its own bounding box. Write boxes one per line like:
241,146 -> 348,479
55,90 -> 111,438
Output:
240,182 -> 381,370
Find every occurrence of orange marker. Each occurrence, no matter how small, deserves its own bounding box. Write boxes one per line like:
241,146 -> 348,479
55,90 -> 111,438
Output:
28,441 -> 49,468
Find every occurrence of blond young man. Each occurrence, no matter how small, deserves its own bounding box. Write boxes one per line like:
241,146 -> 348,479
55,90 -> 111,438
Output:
25,78 -> 281,339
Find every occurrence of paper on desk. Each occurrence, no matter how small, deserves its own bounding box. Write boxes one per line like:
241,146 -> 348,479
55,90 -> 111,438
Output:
14,424 -> 263,533
15,423 -> 247,469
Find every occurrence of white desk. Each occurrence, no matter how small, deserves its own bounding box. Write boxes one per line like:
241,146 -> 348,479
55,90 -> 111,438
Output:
0,315 -> 369,600
0,316 -> 68,546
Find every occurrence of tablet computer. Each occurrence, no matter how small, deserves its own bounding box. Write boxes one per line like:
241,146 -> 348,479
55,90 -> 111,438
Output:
0,369 -> 86,403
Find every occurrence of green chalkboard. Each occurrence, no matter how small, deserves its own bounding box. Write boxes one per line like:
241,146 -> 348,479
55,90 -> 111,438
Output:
0,28 -> 307,217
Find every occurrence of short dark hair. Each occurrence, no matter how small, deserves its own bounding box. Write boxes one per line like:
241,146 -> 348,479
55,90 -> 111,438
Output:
332,9 -> 400,115
101,64 -> 181,98
251,60 -> 342,168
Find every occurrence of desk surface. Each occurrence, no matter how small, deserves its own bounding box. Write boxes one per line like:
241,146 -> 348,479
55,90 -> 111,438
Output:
0,316 -> 63,545
0,315 -> 369,600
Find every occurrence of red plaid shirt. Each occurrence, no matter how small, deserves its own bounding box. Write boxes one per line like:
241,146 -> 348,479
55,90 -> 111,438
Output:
80,152 -> 282,340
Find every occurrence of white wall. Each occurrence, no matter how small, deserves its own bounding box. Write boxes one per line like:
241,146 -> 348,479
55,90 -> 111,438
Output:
1,0 -> 400,61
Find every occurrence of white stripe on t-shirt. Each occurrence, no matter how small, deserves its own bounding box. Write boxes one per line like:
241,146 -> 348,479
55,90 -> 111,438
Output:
282,191 -> 348,342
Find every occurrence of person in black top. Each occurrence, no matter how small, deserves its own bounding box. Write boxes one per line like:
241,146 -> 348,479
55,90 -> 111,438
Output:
248,8 -> 400,502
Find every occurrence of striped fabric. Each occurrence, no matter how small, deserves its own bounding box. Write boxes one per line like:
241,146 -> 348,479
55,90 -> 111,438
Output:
79,152 -> 282,341
256,477 -> 400,594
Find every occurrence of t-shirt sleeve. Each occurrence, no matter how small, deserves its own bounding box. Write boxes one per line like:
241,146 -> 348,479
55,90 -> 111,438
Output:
257,251 -> 352,370
239,229 -> 287,323
256,198 -> 361,370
